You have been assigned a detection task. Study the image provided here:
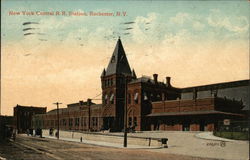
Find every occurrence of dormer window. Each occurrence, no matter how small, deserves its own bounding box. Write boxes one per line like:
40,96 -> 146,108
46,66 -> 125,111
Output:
111,56 -> 115,63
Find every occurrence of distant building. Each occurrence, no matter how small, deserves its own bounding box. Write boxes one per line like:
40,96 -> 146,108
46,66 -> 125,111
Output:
14,105 -> 47,133
32,38 -> 249,132
0,115 -> 14,140
32,101 -> 102,131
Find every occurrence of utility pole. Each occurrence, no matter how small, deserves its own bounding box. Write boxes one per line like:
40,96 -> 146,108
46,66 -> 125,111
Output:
87,99 -> 91,132
53,102 -> 62,139
124,76 -> 127,147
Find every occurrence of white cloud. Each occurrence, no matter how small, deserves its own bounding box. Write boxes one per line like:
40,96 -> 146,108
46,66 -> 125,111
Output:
162,29 -> 191,46
131,12 -> 158,43
207,9 -> 249,33
192,21 -> 205,31
169,12 -> 205,31
169,13 -> 191,25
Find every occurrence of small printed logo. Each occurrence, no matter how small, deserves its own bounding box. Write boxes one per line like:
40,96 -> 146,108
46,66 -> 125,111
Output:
220,141 -> 226,147
206,141 -> 226,147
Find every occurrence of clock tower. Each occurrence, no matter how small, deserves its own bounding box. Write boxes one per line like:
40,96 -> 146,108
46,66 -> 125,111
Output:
101,38 -> 136,131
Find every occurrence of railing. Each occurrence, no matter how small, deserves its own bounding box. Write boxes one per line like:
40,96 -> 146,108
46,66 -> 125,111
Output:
214,121 -> 249,140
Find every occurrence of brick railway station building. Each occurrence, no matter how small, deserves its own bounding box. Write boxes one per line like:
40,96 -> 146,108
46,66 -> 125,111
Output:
32,38 -> 249,132
14,105 -> 47,133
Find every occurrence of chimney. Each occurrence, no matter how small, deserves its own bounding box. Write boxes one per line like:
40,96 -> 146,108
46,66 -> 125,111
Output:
79,101 -> 84,105
153,74 -> 158,83
166,77 -> 171,87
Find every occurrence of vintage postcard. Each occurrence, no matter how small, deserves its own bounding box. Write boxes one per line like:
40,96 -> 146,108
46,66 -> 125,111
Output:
0,0 -> 249,160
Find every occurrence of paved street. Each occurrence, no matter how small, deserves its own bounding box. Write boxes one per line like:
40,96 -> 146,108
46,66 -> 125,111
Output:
0,135 -> 217,160
108,131 -> 249,160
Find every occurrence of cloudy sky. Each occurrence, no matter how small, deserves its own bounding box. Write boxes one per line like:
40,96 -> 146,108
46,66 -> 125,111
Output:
1,0 -> 249,115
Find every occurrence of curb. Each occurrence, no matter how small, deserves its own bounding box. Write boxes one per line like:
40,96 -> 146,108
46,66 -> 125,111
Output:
43,135 -> 163,149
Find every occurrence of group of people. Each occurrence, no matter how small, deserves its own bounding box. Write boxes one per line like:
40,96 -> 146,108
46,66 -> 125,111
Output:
27,128 -> 43,137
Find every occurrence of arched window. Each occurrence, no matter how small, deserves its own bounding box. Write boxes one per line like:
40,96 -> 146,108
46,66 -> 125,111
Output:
110,93 -> 114,104
134,92 -> 139,104
104,94 -> 108,104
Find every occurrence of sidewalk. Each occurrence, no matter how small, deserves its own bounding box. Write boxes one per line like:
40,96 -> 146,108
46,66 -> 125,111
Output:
195,132 -> 236,142
43,135 -> 163,149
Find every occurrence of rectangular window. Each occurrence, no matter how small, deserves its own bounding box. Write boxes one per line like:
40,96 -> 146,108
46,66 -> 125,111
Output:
81,117 -> 83,126
84,117 -> 87,126
69,118 -> 73,126
134,117 -> 137,126
51,120 -> 54,126
75,118 -> 79,126
95,117 -> 98,126
128,117 -> 132,127
63,119 -> 66,126
92,117 -> 95,126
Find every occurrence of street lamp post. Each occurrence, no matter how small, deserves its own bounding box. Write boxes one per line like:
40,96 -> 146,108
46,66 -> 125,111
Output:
53,102 -> 62,139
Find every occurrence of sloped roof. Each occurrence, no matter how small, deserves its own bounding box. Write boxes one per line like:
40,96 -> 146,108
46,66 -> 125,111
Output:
182,79 -> 250,92
105,38 -> 132,76
147,110 -> 245,117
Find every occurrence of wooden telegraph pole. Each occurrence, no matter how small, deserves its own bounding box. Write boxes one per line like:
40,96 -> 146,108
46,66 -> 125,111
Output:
53,102 -> 62,139
87,99 -> 92,132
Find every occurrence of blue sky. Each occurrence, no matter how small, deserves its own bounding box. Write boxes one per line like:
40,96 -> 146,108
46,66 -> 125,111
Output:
2,0 -> 249,43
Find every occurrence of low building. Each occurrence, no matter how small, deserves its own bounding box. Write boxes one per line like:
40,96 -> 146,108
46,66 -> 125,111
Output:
148,97 -> 246,131
14,105 -> 47,133
32,101 -> 102,132
0,116 -> 14,140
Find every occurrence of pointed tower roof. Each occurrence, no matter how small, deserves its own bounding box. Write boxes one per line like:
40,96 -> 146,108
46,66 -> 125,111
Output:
105,38 -> 132,76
